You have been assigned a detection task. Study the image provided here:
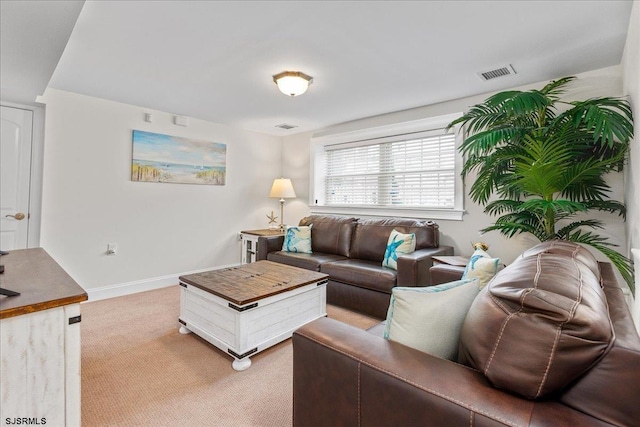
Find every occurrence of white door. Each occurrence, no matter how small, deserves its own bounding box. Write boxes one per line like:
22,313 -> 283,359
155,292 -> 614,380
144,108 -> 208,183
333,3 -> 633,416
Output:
0,105 -> 33,250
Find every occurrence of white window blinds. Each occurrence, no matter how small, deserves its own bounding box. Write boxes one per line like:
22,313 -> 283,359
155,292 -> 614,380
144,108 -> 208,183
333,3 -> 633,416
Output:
324,131 -> 456,208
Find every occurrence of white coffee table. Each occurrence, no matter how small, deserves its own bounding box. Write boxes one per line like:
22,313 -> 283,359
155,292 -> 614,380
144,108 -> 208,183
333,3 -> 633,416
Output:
178,261 -> 328,371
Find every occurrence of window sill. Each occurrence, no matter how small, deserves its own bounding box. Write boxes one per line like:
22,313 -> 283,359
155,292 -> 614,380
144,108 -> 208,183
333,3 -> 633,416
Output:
309,205 -> 464,221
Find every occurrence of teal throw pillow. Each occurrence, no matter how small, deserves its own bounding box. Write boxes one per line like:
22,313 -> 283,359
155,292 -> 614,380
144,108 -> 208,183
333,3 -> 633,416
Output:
462,248 -> 500,289
382,229 -> 416,270
282,225 -> 312,253
383,279 -> 481,360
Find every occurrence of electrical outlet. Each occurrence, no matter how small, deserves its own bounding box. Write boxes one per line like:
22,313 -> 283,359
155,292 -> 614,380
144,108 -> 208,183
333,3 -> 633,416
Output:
106,244 -> 117,255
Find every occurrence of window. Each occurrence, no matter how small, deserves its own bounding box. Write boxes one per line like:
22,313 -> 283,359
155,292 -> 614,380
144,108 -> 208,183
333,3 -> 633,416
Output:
310,114 -> 464,220
325,131 -> 456,207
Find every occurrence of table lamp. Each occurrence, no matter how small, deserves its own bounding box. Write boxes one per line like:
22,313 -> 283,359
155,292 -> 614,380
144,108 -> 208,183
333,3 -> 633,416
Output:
269,178 -> 296,230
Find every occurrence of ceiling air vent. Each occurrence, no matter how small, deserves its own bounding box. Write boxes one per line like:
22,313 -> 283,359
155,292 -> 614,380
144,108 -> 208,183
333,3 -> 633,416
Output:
477,65 -> 517,81
275,123 -> 298,130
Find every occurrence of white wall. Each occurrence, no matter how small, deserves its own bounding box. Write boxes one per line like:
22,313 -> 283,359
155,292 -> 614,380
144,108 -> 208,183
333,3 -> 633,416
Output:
40,89 -> 283,299
622,0 -> 640,328
283,67 -> 628,268
282,131 -> 313,225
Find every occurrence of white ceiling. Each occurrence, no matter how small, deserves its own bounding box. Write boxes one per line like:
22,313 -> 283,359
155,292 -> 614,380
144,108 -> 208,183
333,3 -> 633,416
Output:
0,0 -> 84,104
2,1 -> 634,136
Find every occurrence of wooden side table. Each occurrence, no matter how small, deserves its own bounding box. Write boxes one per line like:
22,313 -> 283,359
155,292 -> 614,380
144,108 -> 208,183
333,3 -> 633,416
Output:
431,255 -> 469,267
240,229 -> 284,264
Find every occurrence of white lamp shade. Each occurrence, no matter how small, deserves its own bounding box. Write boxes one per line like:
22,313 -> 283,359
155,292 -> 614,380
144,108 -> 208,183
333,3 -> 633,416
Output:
269,178 -> 296,198
273,71 -> 313,97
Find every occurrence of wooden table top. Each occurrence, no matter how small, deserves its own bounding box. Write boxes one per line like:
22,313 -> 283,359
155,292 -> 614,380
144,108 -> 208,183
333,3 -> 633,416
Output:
0,248 -> 88,319
240,229 -> 285,237
432,255 -> 469,267
179,260 -> 328,306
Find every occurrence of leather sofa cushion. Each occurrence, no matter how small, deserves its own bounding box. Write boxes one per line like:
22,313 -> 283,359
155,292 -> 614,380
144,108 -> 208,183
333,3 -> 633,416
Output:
299,215 -> 357,257
458,241 -> 613,399
267,251 -> 347,271
519,240 -> 601,280
350,218 -> 439,263
321,259 -> 397,293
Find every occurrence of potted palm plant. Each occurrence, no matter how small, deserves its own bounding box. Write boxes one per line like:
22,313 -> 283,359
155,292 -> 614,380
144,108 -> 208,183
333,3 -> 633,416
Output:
448,76 -> 634,292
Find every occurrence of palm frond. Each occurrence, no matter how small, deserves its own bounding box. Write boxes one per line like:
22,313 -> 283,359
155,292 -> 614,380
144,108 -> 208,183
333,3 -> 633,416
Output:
465,146 -> 525,203
582,200 -> 626,218
558,146 -> 627,201
467,163 -> 504,203
539,76 -> 575,100
558,160 -> 612,201
459,127 -> 526,157
447,103 -> 508,134
562,97 -> 634,148
484,199 -> 524,216
450,90 -> 551,135
555,219 -> 604,239
501,91 -> 551,118
519,199 -> 587,215
483,213 -> 547,241
511,135 -> 574,196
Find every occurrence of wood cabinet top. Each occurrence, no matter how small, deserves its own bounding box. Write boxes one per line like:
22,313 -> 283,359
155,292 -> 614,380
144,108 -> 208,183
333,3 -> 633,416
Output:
240,229 -> 285,237
0,248 -> 87,319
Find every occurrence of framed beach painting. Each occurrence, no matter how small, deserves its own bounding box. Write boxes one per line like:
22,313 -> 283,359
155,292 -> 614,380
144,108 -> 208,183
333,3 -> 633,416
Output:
131,130 -> 226,185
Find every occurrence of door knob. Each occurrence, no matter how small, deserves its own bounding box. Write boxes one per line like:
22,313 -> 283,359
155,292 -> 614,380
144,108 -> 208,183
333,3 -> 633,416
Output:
5,212 -> 25,220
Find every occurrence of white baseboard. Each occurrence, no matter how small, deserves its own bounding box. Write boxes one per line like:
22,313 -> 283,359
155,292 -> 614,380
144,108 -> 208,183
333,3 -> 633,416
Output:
86,263 -> 240,302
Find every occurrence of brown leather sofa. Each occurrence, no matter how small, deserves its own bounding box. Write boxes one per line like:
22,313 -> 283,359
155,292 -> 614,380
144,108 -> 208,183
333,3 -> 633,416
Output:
257,215 -> 453,318
292,241 -> 640,426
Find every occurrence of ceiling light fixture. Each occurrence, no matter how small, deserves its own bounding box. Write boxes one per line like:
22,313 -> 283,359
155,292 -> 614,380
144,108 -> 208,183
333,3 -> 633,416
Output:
273,71 -> 313,97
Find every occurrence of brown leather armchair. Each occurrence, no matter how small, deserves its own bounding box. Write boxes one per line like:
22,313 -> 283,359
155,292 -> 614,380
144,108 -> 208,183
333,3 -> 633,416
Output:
293,247 -> 640,426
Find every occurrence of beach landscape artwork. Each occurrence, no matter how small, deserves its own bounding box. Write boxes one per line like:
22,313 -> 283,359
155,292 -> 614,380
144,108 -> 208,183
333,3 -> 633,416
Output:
131,130 -> 226,185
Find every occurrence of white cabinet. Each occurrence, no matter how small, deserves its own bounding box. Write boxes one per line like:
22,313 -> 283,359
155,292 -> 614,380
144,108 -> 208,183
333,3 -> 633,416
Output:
0,248 -> 87,427
241,233 -> 260,264
0,304 -> 82,426
240,229 -> 284,264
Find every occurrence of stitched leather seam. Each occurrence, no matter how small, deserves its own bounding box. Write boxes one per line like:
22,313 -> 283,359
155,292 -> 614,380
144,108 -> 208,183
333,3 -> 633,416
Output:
297,333 -> 520,427
532,254 -> 543,292
489,292 -> 510,314
485,253 -> 541,377
535,247 -> 584,397
529,252 -> 547,397
485,259 -> 538,374
535,324 -> 563,398
483,311 -> 516,375
567,245 -> 584,320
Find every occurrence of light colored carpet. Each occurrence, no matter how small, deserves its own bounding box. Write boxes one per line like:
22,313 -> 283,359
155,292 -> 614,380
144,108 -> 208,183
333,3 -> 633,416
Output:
81,285 -> 380,426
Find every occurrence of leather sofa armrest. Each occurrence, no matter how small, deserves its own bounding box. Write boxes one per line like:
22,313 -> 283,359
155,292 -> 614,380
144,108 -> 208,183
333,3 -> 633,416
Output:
396,245 -> 453,287
257,235 -> 284,261
293,317 -> 605,427
430,264 -> 466,285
